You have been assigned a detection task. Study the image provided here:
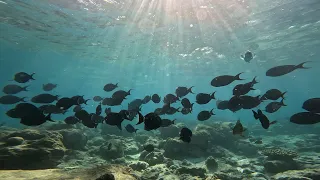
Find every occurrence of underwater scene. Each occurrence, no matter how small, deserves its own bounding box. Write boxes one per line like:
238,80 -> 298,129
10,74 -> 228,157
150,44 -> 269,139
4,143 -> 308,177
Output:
0,0 -> 320,179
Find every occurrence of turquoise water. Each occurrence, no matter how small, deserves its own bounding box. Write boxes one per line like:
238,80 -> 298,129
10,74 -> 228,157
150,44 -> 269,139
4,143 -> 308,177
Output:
0,1 -> 319,127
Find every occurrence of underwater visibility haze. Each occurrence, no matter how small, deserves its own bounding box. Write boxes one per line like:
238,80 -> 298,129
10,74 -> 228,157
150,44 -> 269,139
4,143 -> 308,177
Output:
0,0 -> 319,179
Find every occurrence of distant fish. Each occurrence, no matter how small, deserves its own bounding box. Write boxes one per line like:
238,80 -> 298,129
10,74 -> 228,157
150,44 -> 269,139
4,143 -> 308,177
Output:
0,95 -> 26,105
112,89 -> 131,99
73,105 -> 82,112
161,119 -> 176,127
163,94 -> 179,104
142,95 -> 151,104
151,94 -> 161,103
196,92 -> 216,105
211,73 -> 244,87
6,103 -> 38,119
252,109 -> 277,129
265,99 -> 286,113
105,112 -> 127,130
64,116 -> 80,125
166,107 -> 180,115
180,127 -> 192,143
136,111 -> 145,125
39,104 -> 67,114
72,95 -> 89,105
125,124 -> 138,133
232,120 -> 246,137
96,103 -> 102,115
105,107 -> 111,115
31,94 -> 59,104
302,98 -> 320,113
3,84 -> 28,94
227,96 -> 243,112
241,95 -> 262,109
175,86 -> 194,98
261,89 -> 286,100
216,100 -> 229,110
290,112 -> 320,124
181,98 -> 193,109
42,83 -> 57,91
15,103 -> 54,126
75,110 -> 97,128
240,50 -> 255,63
93,96 -> 103,102
13,72 -> 35,83
181,107 -> 192,115
56,97 -> 77,110
197,109 -> 215,121
266,61 -> 311,77
103,83 -> 118,92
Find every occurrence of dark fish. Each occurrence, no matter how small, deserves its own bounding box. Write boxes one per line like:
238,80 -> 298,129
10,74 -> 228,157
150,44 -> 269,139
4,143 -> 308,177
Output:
31,94 -> 59,104
3,84 -> 28,94
75,110 -> 97,128
302,98 -> 320,113
105,112 -> 126,130
232,120 -> 246,136
14,72 -> 35,83
266,61 -> 311,77
0,95 -> 26,104
197,109 -> 215,121
105,107 -> 112,115
144,113 -> 162,131
228,96 -> 243,112
252,109 -> 277,129
261,89 -> 286,100
211,73 -> 244,87
14,103 -> 54,126
154,108 -> 165,115
166,107 -> 181,115
128,99 -> 143,111
265,99 -> 286,113
196,92 -> 215,105
175,86 -> 194,98
64,116 -> 80,125
72,95 -> 89,105
90,113 -> 104,124
161,103 -> 171,114
93,96 -> 103,102
240,50 -> 254,63
39,104 -> 67,114
102,97 -> 124,106
136,111 -> 145,125
119,110 -> 130,120
233,77 -> 258,96
161,119 -> 176,127
125,124 -> 138,133
241,95 -> 262,109
42,83 -> 57,91
163,94 -> 179,104
112,89 -> 132,99
216,100 -> 229,110
180,127 -> 192,143
142,95 -> 151,104
144,144 -> 154,152
103,83 -> 118,92
6,103 -> 39,118
73,105 -> 82,112
181,107 -> 192,115
290,112 -> 320,124
96,103 -> 102,115
56,97 -> 77,110
151,94 -> 161,103
181,98 -> 193,109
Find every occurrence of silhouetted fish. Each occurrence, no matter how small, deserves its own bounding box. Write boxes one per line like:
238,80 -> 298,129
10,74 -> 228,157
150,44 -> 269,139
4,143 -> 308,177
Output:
216,100 -> 229,110
125,124 -> 138,133
151,94 -> 161,103
240,50 -> 254,63
93,96 -> 103,102
163,94 -> 179,104
3,84 -> 28,94
180,127 -> 192,143
197,109 -> 214,121
261,89 -> 286,100
144,113 -> 162,131
196,92 -> 215,105
64,116 -> 80,125
175,86 -> 194,98
181,98 -> 193,109
252,109 -> 276,129
266,61 -> 311,77
14,72 -> 35,83
302,98 -> 320,113
211,73 -> 244,87
103,83 -> 118,92
233,120 -> 246,137
42,83 -> 57,91
233,77 -> 258,96
0,95 -> 26,105
31,94 -> 59,104
290,112 -> 320,124
265,99 -> 286,113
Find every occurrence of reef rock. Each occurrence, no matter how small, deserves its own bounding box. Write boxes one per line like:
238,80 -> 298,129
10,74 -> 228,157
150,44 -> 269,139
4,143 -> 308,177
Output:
139,151 -> 165,166
123,139 -> 139,155
272,168 -> 320,180
159,123 -> 185,139
264,160 -> 300,173
163,138 -> 204,159
0,129 -> 66,170
99,139 -> 124,160
5,136 -> 24,146
129,161 -> 149,171
205,156 -> 218,171
58,129 -> 87,150
176,166 -> 207,178
261,148 -> 298,160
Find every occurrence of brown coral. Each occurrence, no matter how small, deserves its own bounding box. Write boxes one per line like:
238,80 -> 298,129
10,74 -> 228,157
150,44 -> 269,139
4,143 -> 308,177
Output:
261,148 -> 298,160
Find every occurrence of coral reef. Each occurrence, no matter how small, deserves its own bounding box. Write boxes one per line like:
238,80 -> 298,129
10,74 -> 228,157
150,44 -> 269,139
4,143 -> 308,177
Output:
99,139 -> 124,160
272,168 -> 320,180
261,148 -> 298,160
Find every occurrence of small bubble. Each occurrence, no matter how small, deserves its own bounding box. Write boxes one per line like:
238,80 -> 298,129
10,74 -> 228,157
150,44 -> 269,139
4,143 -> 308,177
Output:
190,24 -> 193,27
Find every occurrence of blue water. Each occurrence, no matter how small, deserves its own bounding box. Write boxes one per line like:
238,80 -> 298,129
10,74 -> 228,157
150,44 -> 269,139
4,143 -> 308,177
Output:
0,0 -> 320,129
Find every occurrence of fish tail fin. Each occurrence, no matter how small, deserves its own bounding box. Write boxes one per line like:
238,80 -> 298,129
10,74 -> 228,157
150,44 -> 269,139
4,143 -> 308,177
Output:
280,99 -> 287,106
84,99 -> 90,105
252,76 -> 258,84
128,89 -> 132,95
30,73 -> 35,80
116,124 -> 122,130
210,109 -> 215,115
252,110 -> 259,119
188,86 -> 194,94
177,107 -> 181,112
240,55 -> 244,59
134,129 -> 138,133
211,91 -> 216,99
295,61 -> 311,69
173,119 -> 176,124
281,91 -> 287,99
46,113 -> 54,122
235,72 -> 244,80
270,120 -> 277,125
23,85 -> 29,91
116,83 -> 119,87
20,97 -> 27,102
